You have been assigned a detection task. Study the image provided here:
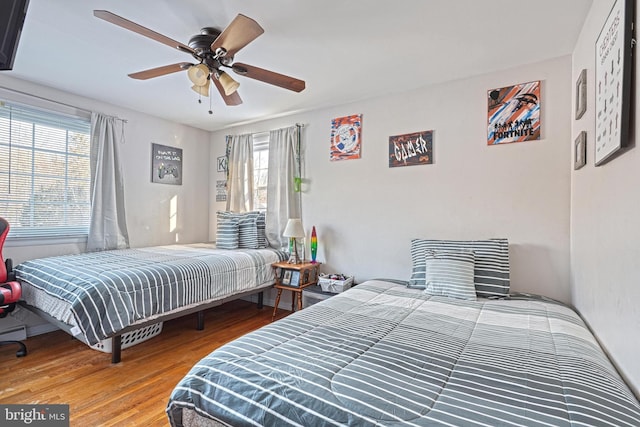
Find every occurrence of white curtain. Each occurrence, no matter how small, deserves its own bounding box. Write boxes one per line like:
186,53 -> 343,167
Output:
225,133 -> 254,212
266,126 -> 301,249
87,112 -> 130,251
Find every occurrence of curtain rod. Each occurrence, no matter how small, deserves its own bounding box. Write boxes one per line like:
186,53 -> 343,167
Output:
0,85 -> 127,123
248,122 -> 305,137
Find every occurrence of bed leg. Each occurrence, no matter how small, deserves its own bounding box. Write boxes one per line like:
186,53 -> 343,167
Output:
257,291 -> 264,309
111,336 -> 122,364
197,311 -> 205,330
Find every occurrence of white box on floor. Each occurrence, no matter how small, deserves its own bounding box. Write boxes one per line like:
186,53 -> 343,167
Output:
318,274 -> 353,293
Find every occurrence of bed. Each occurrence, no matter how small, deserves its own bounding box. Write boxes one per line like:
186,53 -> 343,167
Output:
166,279 -> 640,426
167,236 -> 640,426
15,243 -> 287,362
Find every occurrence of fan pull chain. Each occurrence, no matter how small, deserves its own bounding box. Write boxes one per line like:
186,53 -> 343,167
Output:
208,77 -> 213,114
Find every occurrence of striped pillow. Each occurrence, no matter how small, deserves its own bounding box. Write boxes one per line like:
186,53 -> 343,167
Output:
408,238 -> 510,298
256,212 -> 268,248
423,250 -> 477,300
238,212 -> 259,249
216,215 -> 239,249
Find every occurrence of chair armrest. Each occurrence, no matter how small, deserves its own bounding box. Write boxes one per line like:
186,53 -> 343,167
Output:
5,259 -> 15,281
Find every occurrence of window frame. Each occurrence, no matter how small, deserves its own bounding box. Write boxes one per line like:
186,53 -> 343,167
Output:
252,132 -> 269,212
0,90 -> 92,244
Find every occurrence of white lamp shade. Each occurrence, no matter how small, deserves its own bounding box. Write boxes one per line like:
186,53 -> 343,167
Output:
283,218 -> 305,238
187,64 -> 210,86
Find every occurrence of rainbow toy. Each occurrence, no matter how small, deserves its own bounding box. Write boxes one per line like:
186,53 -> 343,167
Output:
310,226 -> 318,263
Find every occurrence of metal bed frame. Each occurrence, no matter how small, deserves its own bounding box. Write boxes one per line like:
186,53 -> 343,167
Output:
21,285 -> 268,364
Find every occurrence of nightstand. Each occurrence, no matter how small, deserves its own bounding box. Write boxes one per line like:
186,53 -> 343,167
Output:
271,261 -> 321,321
302,284 -> 335,308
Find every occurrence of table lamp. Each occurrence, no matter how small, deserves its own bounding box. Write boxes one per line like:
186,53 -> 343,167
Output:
283,218 -> 305,264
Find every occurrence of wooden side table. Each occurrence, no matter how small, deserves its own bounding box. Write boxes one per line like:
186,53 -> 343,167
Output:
271,261 -> 321,321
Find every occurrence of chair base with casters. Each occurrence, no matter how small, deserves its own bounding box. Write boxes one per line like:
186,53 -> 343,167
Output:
1,282 -> 27,357
0,217 -> 28,358
0,340 -> 27,357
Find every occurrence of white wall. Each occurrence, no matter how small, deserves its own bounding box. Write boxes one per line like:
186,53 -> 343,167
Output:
0,74 -> 211,265
211,55 -> 573,304
571,0 -> 640,396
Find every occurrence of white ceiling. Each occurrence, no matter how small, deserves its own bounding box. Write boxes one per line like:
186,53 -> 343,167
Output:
6,0 -> 592,132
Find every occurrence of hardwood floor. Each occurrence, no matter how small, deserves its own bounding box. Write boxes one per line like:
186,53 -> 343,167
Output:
0,300 -> 290,426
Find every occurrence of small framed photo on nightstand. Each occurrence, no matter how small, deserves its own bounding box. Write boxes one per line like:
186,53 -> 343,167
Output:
282,270 -> 292,285
290,271 -> 301,287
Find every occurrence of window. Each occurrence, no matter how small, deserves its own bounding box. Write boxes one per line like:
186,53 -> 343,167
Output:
252,132 -> 269,211
0,100 -> 91,239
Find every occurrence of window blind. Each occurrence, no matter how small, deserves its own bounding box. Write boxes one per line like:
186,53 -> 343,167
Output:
0,100 -> 91,239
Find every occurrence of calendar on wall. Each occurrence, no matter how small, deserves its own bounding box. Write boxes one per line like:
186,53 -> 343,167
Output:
594,0 -> 634,166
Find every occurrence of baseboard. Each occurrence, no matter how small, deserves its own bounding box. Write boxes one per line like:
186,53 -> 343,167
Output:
241,292 -> 293,311
0,325 -> 27,341
26,323 -> 60,337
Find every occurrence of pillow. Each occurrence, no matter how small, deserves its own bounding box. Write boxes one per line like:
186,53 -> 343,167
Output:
256,211 -> 268,248
237,212 -> 259,249
216,211 -> 263,249
423,250 -> 477,300
408,238 -> 510,298
216,215 -> 239,249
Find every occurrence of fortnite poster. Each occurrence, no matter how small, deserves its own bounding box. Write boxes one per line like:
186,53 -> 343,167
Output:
487,81 -> 541,145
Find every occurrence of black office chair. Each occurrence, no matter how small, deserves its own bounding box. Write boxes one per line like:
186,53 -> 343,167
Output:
0,217 -> 27,357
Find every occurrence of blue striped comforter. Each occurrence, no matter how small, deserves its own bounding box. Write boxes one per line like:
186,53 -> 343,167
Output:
167,280 -> 640,426
15,244 -> 287,345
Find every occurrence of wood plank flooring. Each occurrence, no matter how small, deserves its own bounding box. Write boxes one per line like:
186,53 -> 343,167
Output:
0,300 -> 289,426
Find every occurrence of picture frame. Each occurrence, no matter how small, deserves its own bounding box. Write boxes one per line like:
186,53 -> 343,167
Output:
487,81 -> 541,145
574,131 -> 587,170
216,156 -> 227,172
594,0 -> 633,166
281,270 -> 292,286
290,271 -> 301,288
330,114 -> 362,161
388,130 -> 433,168
151,143 -> 182,185
575,69 -> 587,120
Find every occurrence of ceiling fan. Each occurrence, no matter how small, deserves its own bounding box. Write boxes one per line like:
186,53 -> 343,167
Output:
93,10 -> 306,107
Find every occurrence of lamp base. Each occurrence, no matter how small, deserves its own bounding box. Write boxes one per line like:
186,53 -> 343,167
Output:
287,239 -> 301,264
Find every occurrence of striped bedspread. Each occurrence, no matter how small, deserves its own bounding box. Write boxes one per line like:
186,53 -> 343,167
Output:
15,244 -> 287,345
167,280 -> 640,427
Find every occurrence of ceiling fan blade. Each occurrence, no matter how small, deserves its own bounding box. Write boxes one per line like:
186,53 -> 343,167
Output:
212,76 -> 243,106
128,62 -> 192,80
231,63 -> 305,92
94,10 -> 195,54
210,14 -> 264,58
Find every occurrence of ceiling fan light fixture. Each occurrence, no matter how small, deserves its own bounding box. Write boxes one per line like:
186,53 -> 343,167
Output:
187,64 -> 210,86
216,71 -> 240,96
191,79 -> 210,97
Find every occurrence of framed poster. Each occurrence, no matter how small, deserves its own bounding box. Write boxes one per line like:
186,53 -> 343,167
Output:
594,0 -> 634,166
215,180 -> 227,202
575,69 -> 587,120
487,81 -> 541,145
574,131 -> 587,170
151,143 -> 182,185
217,156 -> 227,172
330,114 -> 362,161
388,130 -> 433,167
